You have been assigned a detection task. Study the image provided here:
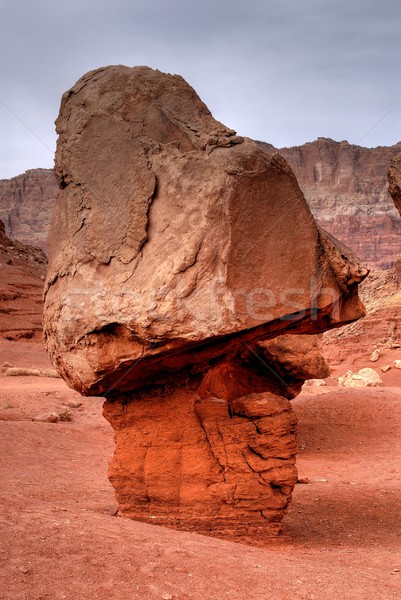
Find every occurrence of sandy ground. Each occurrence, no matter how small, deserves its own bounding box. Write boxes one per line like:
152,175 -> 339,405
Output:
0,340 -> 400,600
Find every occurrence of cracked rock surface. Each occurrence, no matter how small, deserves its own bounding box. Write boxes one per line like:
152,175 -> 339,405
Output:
388,152 -> 401,217
44,66 -> 367,539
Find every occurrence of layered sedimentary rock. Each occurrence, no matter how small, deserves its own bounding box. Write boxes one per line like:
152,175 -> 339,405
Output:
0,219 -> 47,340
0,168 -> 57,252
388,152 -> 401,218
44,66 -> 367,539
323,268 -> 401,366
259,138 -> 401,269
322,155 -> 401,369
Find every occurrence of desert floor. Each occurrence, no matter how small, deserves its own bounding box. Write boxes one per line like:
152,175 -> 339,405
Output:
0,340 -> 400,600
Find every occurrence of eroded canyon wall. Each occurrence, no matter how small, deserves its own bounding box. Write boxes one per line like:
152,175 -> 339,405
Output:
0,219 -> 46,340
258,138 -> 401,269
0,168 -> 57,252
388,152 -> 401,218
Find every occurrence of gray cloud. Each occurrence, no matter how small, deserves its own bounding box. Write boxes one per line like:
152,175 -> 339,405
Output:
1,0 -> 400,178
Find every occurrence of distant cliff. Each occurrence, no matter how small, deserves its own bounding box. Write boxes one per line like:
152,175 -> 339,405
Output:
0,168 -> 57,252
1,138 -> 401,267
0,218 -> 46,340
258,138 -> 401,269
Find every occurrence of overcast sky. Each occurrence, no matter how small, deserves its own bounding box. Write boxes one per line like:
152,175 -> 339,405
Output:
1,0 -> 400,179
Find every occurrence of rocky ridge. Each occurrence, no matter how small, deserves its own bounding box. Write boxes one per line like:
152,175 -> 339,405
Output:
259,138 -> 401,269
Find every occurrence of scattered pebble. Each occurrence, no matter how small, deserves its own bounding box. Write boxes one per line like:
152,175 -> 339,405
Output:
381,365 -> 391,373
20,567 -> 30,575
338,368 -> 383,387
68,401 -> 83,409
304,379 -> 327,387
32,412 -> 59,423
369,348 -> 381,362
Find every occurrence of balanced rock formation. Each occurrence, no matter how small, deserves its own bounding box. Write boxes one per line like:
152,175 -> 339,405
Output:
0,169 -> 57,252
44,66 -> 367,540
259,138 -> 401,269
0,219 -> 47,340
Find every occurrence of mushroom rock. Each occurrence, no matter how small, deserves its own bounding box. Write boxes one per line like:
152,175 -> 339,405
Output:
44,66 -> 368,540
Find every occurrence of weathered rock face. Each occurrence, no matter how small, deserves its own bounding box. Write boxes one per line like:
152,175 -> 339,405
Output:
44,66 -> 367,540
388,152 -> 401,218
104,387 -> 298,537
0,219 -> 47,340
259,138 -> 401,269
0,169 -> 57,252
323,268 -> 401,367
258,333 -> 330,397
324,154 -> 401,374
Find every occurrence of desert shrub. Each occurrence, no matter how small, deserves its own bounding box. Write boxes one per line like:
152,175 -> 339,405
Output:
39,369 -> 61,378
58,407 -> 73,422
5,367 -> 60,378
5,367 -> 41,377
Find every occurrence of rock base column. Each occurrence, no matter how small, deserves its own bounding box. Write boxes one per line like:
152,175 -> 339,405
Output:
103,388 -> 297,541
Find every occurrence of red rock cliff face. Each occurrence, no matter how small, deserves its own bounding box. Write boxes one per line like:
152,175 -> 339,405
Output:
388,153 -> 401,218
259,138 -> 401,269
0,169 -> 57,252
0,219 -> 47,340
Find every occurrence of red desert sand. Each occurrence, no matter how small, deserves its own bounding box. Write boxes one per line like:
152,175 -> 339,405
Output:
0,340 -> 400,599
